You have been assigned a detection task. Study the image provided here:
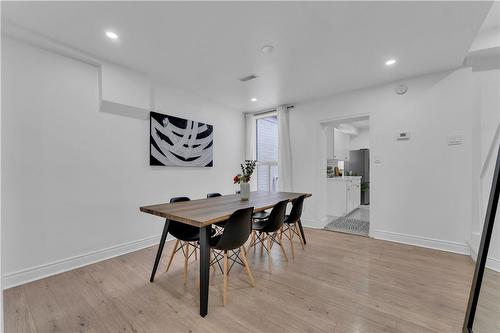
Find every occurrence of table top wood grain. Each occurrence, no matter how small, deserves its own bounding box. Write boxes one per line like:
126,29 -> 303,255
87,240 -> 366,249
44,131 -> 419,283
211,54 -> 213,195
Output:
140,191 -> 312,227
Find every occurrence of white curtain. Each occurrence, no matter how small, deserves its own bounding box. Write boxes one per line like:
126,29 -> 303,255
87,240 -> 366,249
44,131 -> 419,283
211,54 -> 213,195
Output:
244,113 -> 257,191
277,105 -> 293,192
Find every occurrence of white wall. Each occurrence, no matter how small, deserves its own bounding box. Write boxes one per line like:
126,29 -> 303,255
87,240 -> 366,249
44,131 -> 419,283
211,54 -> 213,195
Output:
349,127 -> 370,150
291,69 -> 477,254
469,68 -> 500,270
0,4 -> 3,329
1,38 -> 245,288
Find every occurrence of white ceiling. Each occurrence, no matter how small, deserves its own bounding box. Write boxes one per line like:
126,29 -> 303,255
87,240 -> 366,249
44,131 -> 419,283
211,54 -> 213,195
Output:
1,1 -> 492,112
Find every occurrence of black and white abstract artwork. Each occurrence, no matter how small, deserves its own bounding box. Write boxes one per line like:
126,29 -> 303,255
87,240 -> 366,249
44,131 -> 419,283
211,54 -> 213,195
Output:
150,111 -> 213,167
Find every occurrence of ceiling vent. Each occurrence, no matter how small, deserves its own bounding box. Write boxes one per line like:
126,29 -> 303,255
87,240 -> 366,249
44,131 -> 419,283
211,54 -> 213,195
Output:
239,74 -> 258,82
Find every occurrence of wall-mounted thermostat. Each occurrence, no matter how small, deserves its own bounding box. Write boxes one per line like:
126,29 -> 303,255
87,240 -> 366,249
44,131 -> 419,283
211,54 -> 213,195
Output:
396,132 -> 410,140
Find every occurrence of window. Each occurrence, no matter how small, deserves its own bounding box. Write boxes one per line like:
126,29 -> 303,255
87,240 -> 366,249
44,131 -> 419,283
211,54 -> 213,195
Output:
256,114 -> 278,191
337,160 -> 344,173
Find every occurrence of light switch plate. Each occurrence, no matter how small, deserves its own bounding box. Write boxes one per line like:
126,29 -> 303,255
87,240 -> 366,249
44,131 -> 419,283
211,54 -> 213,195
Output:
447,135 -> 464,145
396,132 -> 410,140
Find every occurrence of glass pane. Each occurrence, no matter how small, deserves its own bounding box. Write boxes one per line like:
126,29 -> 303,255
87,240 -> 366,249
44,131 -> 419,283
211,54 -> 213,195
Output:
473,217 -> 500,332
270,164 -> 278,192
257,164 -> 270,191
255,114 -> 278,192
256,115 -> 278,162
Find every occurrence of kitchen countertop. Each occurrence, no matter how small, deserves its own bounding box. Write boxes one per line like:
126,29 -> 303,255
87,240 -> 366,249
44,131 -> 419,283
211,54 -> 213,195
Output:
326,176 -> 362,181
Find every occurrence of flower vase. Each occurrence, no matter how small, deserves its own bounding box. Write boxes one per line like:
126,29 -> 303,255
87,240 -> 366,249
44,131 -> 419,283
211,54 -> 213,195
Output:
240,182 -> 250,201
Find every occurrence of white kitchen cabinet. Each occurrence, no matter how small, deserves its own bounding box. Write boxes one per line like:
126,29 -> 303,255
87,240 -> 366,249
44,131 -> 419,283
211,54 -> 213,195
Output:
327,179 -> 346,216
326,177 -> 361,216
333,128 -> 351,161
346,179 -> 361,213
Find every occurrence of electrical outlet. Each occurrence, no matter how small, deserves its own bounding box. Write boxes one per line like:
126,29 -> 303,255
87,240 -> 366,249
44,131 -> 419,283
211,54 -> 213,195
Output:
447,135 -> 464,146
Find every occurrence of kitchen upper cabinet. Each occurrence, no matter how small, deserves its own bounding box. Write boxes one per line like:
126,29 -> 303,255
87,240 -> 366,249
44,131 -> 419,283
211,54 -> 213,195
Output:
333,128 -> 351,161
326,127 -> 334,160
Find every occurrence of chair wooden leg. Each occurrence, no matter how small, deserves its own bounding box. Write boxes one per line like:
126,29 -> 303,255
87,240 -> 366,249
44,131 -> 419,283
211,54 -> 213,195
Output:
247,231 -> 256,253
240,247 -> 255,287
297,219 -> 307,245
253,231 -> 258,253
288,226 -> 295,259
267,235 -> 273,273
183,242 -> 189,286
223,250 -> 228,306
277,233 -> 289,262
166,239 -> 180,272
260,233 -> 266,257
295,222 -> 305,250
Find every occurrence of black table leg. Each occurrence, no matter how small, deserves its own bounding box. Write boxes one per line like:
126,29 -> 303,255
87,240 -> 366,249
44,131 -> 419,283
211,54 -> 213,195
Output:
150,219 -> 170,282
297,219 -> 307,245
199,226 -> 210,317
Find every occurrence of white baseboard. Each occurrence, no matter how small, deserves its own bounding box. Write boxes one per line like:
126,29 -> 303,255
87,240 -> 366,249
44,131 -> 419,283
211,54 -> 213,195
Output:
371,229 -> 470,255
467,238 -> 500,273
302,221 -> 470,256
3,227 -> 476,289
467,235 -> 480,261
2,235 -> 167,289
486,257 -> 500,272
301,218 -> 326,229
468,241 -> 478,261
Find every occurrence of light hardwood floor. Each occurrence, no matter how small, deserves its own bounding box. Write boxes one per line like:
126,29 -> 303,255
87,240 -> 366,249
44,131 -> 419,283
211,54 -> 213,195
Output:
474,267 -> 500,332
4,229 -> 474,333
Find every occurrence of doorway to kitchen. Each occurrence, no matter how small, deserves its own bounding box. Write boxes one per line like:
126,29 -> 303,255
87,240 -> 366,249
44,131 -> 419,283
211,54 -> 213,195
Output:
322,115 -> 370,236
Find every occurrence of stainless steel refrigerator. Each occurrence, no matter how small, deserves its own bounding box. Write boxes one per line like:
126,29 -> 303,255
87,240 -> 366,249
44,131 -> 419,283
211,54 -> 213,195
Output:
345,149 -> 370,205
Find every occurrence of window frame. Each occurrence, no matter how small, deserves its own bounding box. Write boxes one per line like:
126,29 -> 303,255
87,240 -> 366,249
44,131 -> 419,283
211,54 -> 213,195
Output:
255,112 -> 278,192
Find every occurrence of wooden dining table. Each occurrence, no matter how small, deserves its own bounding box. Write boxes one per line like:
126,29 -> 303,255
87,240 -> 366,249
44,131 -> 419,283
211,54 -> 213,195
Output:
140,191 -> 312,317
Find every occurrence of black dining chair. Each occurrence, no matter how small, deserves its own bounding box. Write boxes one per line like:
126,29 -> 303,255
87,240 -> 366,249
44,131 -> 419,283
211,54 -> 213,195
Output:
206,193 -> 226,231
211,191 -> 269,221
252,210 -> 270,220
209,207 -> 255,305
165,196 -> 208,285
280,195 -> 307,258
247,200 -> 289,272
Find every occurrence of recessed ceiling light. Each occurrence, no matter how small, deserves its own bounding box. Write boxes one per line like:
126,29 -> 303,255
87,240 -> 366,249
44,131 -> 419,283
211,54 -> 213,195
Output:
251,98 -> 257,102
105,31 -> 119,40
385,59 -> 397,66
261,45 -> 274,53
